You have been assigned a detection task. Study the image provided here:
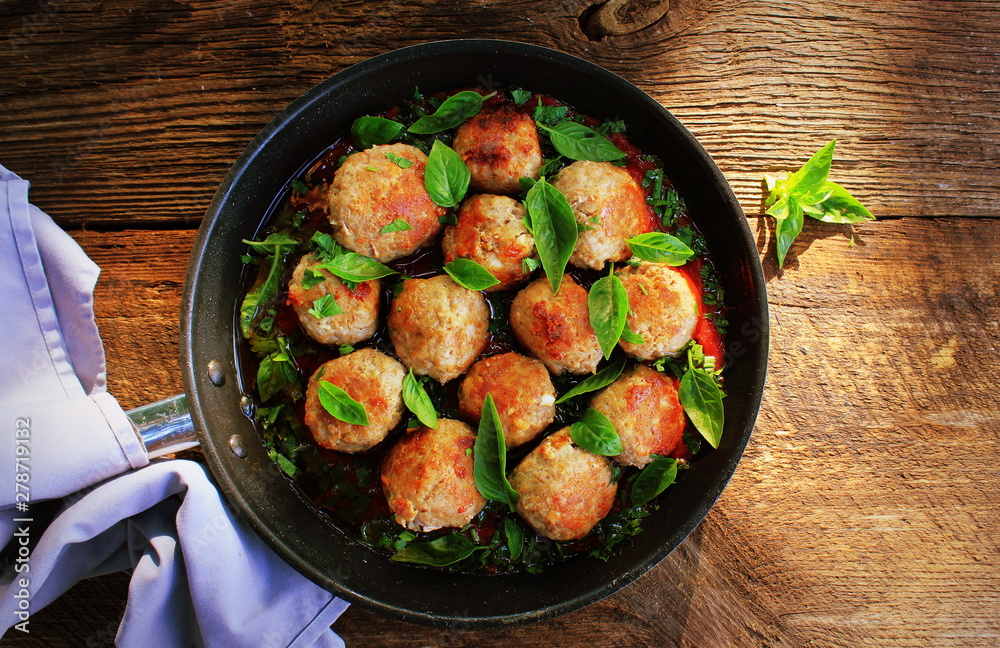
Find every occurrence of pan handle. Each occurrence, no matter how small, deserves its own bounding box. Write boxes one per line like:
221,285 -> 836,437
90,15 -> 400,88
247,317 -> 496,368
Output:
126,394 -> 200,459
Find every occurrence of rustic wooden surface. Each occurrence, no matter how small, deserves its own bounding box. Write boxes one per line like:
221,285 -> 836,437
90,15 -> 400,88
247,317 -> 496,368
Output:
2,0 -> 999,646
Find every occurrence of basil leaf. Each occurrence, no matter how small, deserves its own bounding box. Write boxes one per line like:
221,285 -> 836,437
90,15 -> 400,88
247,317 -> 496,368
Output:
474,394 -> 518,509
570,408 -> 622,456
443,258 -> 500,291
537,121 -> 626,162
317,381 -> 369,426
626,232 -> 695,266
242,233 -> 299,254
316,253 -> 397,283
351,116 -> 404,149
510,89 -> 532,106
310,231 -> 340,260
290,179 -> 309,195
631,456 -> 678,506
391,534 -> 478,566
257,341 -> 299,403
301,267 -> 325,290
621,325 -> 645,345
523,178 -> 578,295
556,355 -> 627,403
533,102 -> 568,126
775,199 -> 804,268
588,269 -> 629,359
785,139 -> 835,196
307,293 -> 343,319
504,517 -> 524,562
425,140 -> 471,208
384,151 -> 413,169
402,369 -> 437,429
679,367 -> 724,449
814,180 -> 875,223
380,219 -> 414,234
240,254 -> 285,339
408,91 -> 492,135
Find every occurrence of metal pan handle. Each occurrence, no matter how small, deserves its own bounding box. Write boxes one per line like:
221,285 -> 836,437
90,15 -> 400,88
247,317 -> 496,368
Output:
126,394 -> 200,459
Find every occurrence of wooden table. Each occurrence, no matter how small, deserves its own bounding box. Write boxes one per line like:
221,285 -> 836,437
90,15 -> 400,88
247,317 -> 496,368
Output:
3,1 -> 998,646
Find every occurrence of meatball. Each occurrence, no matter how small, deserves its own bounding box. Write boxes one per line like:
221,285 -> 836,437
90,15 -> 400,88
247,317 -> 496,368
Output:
452,105 -> 542,194
509,428 -> 617,541
388,275 -> 489,383
380,419 -> 487,532
552,160 -> 656,270
617,262 -> 700,359
327,143 -> 445,262
509,275 -> 603,375
590,365 -> 686,467
458,352 -> 556,448
442,194 -> 537,292
303,349 -> 406,453
287,253 -> 380,346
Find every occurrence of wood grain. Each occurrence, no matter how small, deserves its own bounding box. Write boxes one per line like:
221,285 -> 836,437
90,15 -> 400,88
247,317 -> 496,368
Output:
1,0 -> 998,229
4,216 -> 991,647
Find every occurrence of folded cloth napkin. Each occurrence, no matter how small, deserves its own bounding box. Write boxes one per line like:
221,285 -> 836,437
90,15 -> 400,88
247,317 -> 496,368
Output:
0,164 -> 349,646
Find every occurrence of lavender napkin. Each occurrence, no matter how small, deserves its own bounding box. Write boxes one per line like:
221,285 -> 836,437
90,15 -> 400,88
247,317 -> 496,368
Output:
0,164 -> 349,646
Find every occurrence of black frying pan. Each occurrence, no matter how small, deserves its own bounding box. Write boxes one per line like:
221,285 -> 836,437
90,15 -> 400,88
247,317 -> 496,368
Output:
180,39 -> 768,628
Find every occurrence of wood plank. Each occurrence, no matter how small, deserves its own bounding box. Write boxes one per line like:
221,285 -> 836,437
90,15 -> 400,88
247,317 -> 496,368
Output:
2,0 -> 998,228
31,216 -> 996,647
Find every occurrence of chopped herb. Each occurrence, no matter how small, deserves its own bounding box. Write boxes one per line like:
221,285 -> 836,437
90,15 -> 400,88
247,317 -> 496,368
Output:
380,219 -> 413,233
307,293 -> 343,319
290,179 -> 309,195
510,88 -> 532,106
384,151 -> 413,168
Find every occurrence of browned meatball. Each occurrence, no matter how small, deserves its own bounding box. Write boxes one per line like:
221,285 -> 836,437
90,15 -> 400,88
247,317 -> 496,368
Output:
509,275 -> 603,375
617,262 -> 700,359
388,275 -> 489,383
327,144 -> 445,262
441,194 -> 536,292
590,365 -> 685,467
552,161 -> 657,270
509,428 -> 617,541
303,349 -> 406,453
452,105 -> 543,194
458,352 -> 556,448
380,419 -> 487,532
287,253 -> 380,346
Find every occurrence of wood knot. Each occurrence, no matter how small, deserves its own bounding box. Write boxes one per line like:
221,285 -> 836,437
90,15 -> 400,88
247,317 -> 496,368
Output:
580,0 -> 670,40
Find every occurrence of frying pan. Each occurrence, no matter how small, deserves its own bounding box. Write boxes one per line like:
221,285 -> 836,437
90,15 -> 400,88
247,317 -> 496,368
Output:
155,40 -> 769,628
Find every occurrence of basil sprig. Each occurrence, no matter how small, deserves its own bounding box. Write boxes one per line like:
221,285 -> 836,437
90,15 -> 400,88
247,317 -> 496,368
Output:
677,348 -> 724,449
408,91 -> 493,135
443,258 -> 500,291
257,336 -> 299,403
556,355 -> 627,404
631,456 -> 678,506
523,178 -> 578,295
569,408 -> 622,456
537,121 -> 626,162
588,267 -> 629,359
402,369 -> 437,429
764,139 -> 873,267
474,395 -> 518,510
391,534 -> 478,566
626,232 -> 694,265
239,233 -> 300,339
425,140 -> 470,208
317,381 -> 369,426
351,116 -> 404,149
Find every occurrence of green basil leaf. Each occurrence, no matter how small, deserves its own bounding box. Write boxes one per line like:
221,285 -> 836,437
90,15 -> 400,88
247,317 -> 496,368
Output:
408,91 -> 492,135
679,368 -> 724,449
257,338 -> 299,403
784,139 -> 835,197
384,151 -> 413,169
570,408 -> 622,456
621,324 -> 645,345
307,293 -> 343,319
290,179 -> 309,195
510,89 -> 532,106
443,258 -> 500,291
242,232 -> 299,254
626,232 -> 695,265
813,180 -> 874,223
425,140 -> 471,208
351,116 -> 404,149
523,178 -> 578,295
310,231 -> 340,260
556,355 -> 627,403
402,369 -> 437,429
537,121 -> 626,162
317,381 -> 370,426
240,254 -> 285,339
316,253 -> 397,283
588,269 -> 629,359
631,456 -> 678,506
504,517 -> 524,562
474,394 -> 518,509
533,102 -> 569,126
391,534 -> 478,566
775,199 -> 804,268
301,267 -> 326,290
380,218 -> 414,234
